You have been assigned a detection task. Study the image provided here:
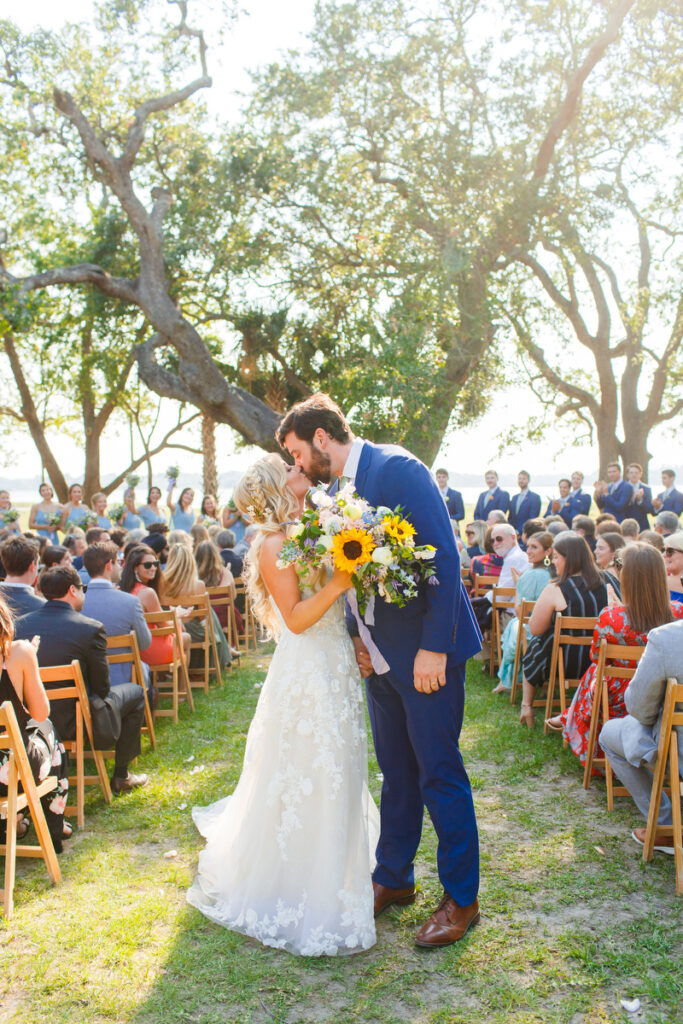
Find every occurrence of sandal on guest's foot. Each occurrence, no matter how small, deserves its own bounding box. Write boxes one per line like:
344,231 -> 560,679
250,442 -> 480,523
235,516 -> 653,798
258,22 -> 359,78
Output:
545,716 -> 563,732
62,821 -> 74,840
17,816 -> 30,840
520,703 -> 534,728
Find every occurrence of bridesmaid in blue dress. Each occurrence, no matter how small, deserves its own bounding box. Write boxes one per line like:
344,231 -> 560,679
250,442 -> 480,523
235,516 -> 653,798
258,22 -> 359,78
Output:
0,490 -> 21,536
120,488 -> 143,531
29,482 -> 63,545
60,484 -> 89,533
167,484 -> 196,533
91,492 -> 113,530
139,486 -> 167,529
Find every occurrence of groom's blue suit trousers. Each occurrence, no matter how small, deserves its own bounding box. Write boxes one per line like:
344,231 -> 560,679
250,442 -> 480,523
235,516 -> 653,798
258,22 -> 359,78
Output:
365,662 -> 479,907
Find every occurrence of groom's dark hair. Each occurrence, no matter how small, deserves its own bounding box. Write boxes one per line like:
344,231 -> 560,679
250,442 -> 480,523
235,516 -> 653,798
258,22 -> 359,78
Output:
276,392 -> 351,447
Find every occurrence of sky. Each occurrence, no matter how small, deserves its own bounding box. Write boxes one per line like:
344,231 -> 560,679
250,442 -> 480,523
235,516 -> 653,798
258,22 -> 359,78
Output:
3,0 -> 680,488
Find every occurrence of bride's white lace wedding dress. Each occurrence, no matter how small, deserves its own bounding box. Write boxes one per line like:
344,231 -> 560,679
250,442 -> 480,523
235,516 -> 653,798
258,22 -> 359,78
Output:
187,594 -> 379,956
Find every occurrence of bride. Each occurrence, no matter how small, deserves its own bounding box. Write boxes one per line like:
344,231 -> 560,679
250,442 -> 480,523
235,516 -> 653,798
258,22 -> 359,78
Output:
187,454 -> 379,956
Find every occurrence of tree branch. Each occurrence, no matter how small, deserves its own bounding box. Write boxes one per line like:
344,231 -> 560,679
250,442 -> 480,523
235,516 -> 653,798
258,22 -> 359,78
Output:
2,262 -> 138,304
533,0 -> 639,179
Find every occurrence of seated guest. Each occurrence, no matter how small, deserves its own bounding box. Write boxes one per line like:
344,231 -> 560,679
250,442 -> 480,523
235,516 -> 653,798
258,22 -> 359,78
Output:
125,528 -> 147,545
119,545 -> 191,667
435,469 -> 464,527
77,526 -> 114,584
594,533 -> 626,582
234,523 -> 258,561
640,529 -> 664,552
625,463 -> 654,530
41,546 -> 71,570
595,513 -> 619,529
546,521 -> 567,538
486,509 -> 507,528
63,533 -> 86,567
594,463 -> 632,523
143,533 -> 169,565
519,533 -> 615,727
0,537 -> 45,617
652,469 -> 683,517
572,514 -> 596,552
15,566 -> 148,794
621,518 -> 640,544
160,544 -> 231,672
470,527 -> 504,581
463,521 -> 486,559
655,510 -> 681,538
474,470 -> 510,521
216,529 -> 244,577
190,523 -> 210,551
109,526 -> 128,552
544,515 -> 566,528
508,471 -> 541,535
168,529 -> 194,552
596,520 -> 622,539
600,617 -> 683,854
82,543 -> 153,687
195,540 -> 239,650
0,594 -> 70,851
663,532 -> 683,601
521,518 -> 545,544
493,531 -> 554,694
548,544 -> 683,764
470,524 -> 528,631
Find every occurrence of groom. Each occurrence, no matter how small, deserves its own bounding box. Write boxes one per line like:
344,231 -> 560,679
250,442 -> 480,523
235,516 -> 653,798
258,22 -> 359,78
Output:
277,393 -> 482,948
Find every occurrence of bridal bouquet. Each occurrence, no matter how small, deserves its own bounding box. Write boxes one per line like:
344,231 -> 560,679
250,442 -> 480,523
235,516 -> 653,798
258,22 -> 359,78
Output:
277,483 -> 437,616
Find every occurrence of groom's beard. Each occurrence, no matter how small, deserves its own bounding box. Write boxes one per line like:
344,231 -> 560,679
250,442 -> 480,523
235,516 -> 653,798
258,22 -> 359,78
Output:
306,447 -> 333,485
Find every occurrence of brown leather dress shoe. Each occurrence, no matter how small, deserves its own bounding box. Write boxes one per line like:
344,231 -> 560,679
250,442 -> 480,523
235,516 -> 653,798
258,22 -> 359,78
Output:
415,894 -> 480,948
111,771 -> 149,795
373,881 -> 416,918
632,826 -> 680,855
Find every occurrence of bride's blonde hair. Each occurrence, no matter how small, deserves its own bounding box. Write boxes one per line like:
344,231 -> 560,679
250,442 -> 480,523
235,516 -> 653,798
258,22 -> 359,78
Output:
233,454 -> 301,636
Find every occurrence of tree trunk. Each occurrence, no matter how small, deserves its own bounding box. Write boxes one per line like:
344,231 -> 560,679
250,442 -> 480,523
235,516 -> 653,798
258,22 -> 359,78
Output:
83,420 -> 103,502
202,414 -> 218,498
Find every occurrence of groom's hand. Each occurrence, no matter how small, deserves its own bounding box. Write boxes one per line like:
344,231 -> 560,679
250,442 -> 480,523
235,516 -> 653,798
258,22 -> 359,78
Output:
352,638 -> 374,678
413,649 -> 447,693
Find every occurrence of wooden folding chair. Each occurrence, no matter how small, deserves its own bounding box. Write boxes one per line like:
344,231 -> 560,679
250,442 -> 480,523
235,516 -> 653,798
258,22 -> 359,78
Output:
460,566 -> 472,593
171,593 -> 222,691
472,574 -> 498,598
543,614 -> 597,732
0,701 -> 61,918
489,586 -> 517,675
39,661 -> 112,828
235,578 -> 259,653
642,678 -> 683,895
144,609 -> 194,723
510,600 -> 536,704
583,639 -> 645,808
106,633 -> 156,750
206,585 -> 241,664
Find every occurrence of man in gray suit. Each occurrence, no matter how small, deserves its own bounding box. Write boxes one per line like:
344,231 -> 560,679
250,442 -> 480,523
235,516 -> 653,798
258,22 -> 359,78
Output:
82,543 -> 152,687
600,618 -> 683,854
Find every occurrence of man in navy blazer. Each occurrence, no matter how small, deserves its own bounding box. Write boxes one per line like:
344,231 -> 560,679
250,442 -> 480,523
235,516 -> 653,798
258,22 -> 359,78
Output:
474,470 -> 509,521
81,542 -> 152,687
625,463 -> 655,531
0,536 -> 45,618
278,394 -> 482,949
435,468 -> 465,528
653,469 -> 683,517
594,462 -> 633,523
508,471 -> 541,535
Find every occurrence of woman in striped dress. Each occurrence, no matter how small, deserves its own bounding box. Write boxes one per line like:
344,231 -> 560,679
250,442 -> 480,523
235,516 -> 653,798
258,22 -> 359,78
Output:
519,533 -> 618,727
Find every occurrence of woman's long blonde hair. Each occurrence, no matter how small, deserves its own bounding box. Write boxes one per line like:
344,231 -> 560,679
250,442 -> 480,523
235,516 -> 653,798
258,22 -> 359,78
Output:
160,543 -> 199,604
233,454 -> 301,636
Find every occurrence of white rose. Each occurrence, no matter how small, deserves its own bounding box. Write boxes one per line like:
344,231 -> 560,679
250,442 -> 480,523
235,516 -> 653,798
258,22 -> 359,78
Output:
323,515 -> 343,535
316,534 -> 335,551
372,546 -> 393,566
345,503 -> 363,520
416,547 -> 436,560
312,491 -> 333,508
290,523 -> 305,538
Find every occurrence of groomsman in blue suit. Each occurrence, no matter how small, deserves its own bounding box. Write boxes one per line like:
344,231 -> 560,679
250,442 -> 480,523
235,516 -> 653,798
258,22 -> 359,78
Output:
508,470 -> 541,535
625,462 -> 655,531
653,469 -> 683,517
473,470 -> 510,521
594,462 -> 633,523
545,472 -> 591,526
279,393 -> 482,949
435,468 -> 465,528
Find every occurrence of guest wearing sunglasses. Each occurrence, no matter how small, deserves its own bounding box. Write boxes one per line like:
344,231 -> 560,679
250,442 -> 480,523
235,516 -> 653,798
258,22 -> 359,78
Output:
663,532 -> 683,602
469,524 -> 528,631
119,545 -> 191,669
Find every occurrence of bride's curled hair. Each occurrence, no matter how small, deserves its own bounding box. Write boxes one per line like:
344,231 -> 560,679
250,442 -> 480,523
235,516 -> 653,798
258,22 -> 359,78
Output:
233,454 -> 301,637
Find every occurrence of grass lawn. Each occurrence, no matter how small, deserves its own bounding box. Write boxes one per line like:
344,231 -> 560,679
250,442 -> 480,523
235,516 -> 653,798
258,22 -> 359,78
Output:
2,654 -> 682,1024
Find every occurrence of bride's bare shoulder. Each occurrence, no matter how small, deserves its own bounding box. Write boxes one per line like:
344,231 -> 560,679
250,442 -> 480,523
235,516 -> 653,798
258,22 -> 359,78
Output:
260,532 -> 286,562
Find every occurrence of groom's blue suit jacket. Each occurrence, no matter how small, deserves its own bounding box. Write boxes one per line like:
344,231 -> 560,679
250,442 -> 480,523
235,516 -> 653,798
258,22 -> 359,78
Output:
347,442 -> 482,685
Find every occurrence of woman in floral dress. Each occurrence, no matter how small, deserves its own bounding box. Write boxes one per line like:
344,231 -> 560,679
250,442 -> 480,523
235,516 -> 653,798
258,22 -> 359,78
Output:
548,543 -> 683,765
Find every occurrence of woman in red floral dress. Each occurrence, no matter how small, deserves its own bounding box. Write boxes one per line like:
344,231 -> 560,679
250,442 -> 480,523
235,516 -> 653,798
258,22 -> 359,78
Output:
548,543 -> 683,765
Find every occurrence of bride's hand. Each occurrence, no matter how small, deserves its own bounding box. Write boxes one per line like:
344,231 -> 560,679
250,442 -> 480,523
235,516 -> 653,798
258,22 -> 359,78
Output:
331,566 -> 354,592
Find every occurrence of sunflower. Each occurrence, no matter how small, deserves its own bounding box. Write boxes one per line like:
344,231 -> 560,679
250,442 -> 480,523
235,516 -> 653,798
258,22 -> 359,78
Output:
331,527 -> 375,573
383,515 -> 417,543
